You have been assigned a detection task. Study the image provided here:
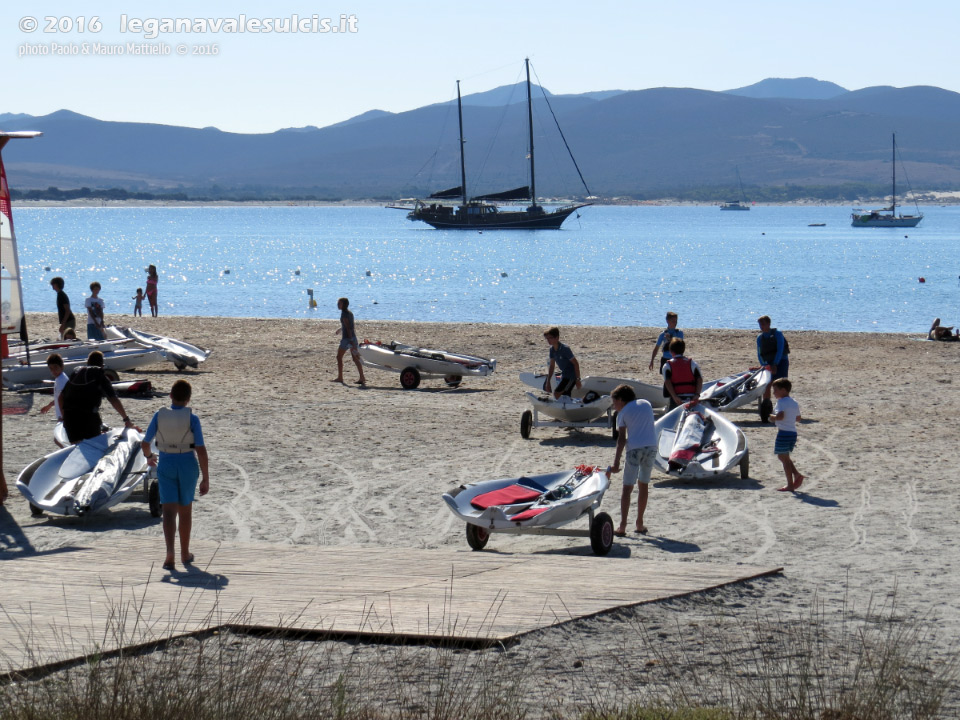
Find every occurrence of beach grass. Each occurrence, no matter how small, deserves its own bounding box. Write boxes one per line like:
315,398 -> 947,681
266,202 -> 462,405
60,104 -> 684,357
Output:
1,592 -> 955,720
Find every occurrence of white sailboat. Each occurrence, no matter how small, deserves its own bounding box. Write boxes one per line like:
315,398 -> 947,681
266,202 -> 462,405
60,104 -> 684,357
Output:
0,132 -> 41,339
851,133 -> 923,227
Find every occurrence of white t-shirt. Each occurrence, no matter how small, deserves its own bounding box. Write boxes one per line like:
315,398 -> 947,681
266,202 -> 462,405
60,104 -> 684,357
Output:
85,295 -> 105,325
774,395 -> 800,432
616,399 -> 657,450
52,372 -> 68,420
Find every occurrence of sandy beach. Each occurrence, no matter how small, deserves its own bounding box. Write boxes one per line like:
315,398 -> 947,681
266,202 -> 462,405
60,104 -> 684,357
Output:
3,312 -> 959,710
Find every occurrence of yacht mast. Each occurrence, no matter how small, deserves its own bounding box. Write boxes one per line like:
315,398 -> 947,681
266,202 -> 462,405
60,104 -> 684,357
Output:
457,80 -> 467,208
891,133 -> 897,215
525,58 -> 537,208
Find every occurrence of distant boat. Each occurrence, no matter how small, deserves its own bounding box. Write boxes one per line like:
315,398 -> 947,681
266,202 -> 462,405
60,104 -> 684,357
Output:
720,166 -> 751,211
851,134 -> 923,227
399,59 -> 591,230
808,223 -> 826,227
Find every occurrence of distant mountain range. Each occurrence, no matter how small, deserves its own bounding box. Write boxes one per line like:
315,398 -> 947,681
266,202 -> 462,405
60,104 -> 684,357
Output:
3,77 -> 960,199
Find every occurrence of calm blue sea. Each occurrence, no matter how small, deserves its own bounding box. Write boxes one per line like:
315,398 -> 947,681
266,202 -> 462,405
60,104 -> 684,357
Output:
13,204 -> 958,332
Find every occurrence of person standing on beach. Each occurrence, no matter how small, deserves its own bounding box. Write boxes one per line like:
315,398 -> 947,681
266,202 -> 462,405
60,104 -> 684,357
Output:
332,297 -> 366,385
50,277 -> 76,339
146,265 -> 159,317
543,327 -> 581,399
771,378 -> 804,492
648,311 -> 684,372
608,384 -> 657,535
757,315 -> 790,417
141,380 -> 209,571
59,351 -> 136,443
132,288 -> 144,317
84,282 -> 106,341
662,338 -> 702,410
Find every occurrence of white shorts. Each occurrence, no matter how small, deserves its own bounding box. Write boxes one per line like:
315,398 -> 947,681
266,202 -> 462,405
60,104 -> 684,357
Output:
623,446 -> 655,487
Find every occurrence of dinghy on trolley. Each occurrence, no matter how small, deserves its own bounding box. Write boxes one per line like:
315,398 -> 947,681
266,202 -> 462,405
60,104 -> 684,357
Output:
519,372 -> 666,409
16,428 -> 160,517
442,465 -> 615,555
654,402 -> 749,479
520,391 -> 616,439
699,367 -> 772,415
359,340 -> 495,389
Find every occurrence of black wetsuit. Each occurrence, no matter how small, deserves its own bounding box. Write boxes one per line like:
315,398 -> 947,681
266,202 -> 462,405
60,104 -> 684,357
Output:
61,365 -> 116,442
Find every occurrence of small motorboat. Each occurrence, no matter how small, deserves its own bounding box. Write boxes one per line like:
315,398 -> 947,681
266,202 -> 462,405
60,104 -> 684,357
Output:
520,391 -> 615,439
519,372 -> 666,409
442,465 -> 615,555
16,428 -> 160,517
104,326 -> 211,370
654,402 -> 749,479
699,367 -> 772,416
359,340 -> 495,389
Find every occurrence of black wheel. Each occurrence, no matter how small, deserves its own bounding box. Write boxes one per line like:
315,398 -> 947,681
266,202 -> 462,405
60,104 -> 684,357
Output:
740,451 -> 750,480
443,374 -> 462,388
399,366 -> 421,390
611,410 -> 619,441
174,362 -> 187,371
759,398 -> 773,423
590,512 -> 615,556
466,524 -> 490,551
30,503 -> 45,518
583,390 -> 600,403
148,479 -> 161,518
520,410 -> 533,439
104,368 -> 120,382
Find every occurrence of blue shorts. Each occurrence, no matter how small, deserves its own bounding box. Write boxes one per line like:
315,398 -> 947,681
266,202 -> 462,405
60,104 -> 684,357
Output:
772,357 -> 789,381
339,336 -> 359,354
157,452 -> 200,505
774,431 -> 797,455
87,323 -> 105,341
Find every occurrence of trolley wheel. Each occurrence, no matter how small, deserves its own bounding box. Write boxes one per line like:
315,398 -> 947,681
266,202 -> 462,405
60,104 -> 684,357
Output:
466,524 -> 490,551
148,479 -> 162,518
590,512 -> 615,556
399,366 -> 421,390
29,503 -> 45,518
759,398 -> 773,423
174,362 -> 187,371
443,374 -> 462,388
611,410 -> 619,441
104,368 -> 120,382
740,451 -> 750,480
520,410 -> 533,439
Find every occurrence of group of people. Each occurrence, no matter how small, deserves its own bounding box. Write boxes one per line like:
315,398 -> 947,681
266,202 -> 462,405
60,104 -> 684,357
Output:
49,266 -> 159,341
541,312 -> 802,538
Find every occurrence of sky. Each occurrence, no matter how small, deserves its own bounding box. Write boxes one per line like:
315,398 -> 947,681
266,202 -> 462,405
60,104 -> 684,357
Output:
3,0 -> 959,134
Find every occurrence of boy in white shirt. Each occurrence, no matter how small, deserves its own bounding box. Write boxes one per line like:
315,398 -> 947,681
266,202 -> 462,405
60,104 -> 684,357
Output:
609,384 -> 657,535
771,378 -> 804,492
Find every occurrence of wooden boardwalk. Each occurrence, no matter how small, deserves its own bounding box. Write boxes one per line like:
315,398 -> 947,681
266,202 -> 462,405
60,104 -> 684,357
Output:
0,537 -> 781,675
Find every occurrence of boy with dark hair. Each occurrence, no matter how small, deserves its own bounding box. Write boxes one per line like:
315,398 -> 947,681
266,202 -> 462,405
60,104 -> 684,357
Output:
85,281 -> 106,341
59,351 -> 135,443
332,297 -> 366,385
142,380 -> 210,570
648,311 -> 684,372
757,315 -> 790,415
39,353 -> 68,421
771,378 -> 804,492
50,277 -> 76,339
662,338 -> 702,410
543,327 -> 582,399
609,384 -> 657,536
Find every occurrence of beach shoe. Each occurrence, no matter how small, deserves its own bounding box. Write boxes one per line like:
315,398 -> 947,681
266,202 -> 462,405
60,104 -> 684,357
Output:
613,529 -> 627,538
182,554 -> 195,565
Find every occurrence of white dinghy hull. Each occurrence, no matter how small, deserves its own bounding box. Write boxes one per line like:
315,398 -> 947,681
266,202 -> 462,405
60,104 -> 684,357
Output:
519,372 -> 666,409
653,403 -> 749,479
359,340 -> 495,389
700,368 -> 772,412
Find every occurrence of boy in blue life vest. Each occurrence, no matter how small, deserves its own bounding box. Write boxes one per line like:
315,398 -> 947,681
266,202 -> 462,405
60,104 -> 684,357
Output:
141,380 -> 209,571
662,338 -> 702,410
756,315 -> 790,419
648,311 -> 684,372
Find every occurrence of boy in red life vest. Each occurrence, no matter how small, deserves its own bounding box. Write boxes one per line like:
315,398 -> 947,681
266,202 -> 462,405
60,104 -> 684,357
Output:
662,338 -> 702,410
141,380 -> 209,571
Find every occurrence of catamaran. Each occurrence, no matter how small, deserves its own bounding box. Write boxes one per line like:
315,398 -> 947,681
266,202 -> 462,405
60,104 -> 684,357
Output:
851,133 -> 923,227
401,59 -> 591,230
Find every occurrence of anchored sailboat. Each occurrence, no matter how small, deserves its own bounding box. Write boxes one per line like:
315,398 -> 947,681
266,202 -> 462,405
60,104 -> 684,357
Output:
720,166 -> 751,211
402,59 -> 591,230
851,134 -> 923,227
